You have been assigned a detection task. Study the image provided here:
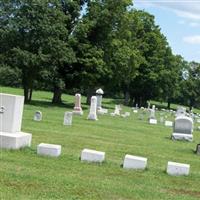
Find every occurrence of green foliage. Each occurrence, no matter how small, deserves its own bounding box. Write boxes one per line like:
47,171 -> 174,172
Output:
1,0 -> 200,107
0,65 -> 21,87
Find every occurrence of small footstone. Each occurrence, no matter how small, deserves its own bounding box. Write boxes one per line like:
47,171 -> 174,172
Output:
81,149 -> 105,163
167,161 -> 190,176
149,119 -> 157,124
165,121 -> 173,127
123,154 -> 147,170
37,143 -> 61,157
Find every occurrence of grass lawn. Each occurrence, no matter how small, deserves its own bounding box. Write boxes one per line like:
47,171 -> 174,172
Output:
1,86 -> 200,200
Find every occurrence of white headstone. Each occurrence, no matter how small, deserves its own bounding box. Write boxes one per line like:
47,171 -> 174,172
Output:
165,121 -> 173,127
73,93 -> 83,115
176,107 -> 186,117
149,118 -> 157,124
123,154 -> 147,170
37,143 -> 61,157
167,161 -> 190,176
114,105 -> 121,115
172,116 -> 193,141
160,116 -> 164,123
87,96 -> 98,120
149,109 -> 156,119
0,93 -> 32,149
63,112 -> 73,125
81,148 -> 105,163
96,88 -> 103,109
34,111 -> 42,121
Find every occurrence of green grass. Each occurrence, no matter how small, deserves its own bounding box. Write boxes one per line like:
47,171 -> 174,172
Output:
1,86 -> 200,200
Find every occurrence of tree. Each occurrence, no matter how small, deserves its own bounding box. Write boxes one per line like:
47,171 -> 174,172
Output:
0,0 -> 77,103
129,10 -> 170,107
180,61 -> 200,110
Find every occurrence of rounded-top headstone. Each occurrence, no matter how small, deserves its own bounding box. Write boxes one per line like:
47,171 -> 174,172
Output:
96,88 -> 104,95
34,111 -> 42,121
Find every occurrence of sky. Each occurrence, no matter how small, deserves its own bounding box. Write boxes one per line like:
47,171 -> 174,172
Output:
134,0 -> 200,62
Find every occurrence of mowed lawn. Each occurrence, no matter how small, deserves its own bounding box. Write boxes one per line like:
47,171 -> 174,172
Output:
1,86 -> 200,200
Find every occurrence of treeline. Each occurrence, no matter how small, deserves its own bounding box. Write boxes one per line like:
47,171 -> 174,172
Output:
1,0 -> 200,109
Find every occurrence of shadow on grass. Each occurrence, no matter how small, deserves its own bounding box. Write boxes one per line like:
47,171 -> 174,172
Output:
26,100 -> 89,110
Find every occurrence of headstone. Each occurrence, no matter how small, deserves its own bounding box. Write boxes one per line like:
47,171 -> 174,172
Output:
96,88 -> 103,110
87,96 -> 98,120
0,93 -> 32,149
37,143 -> 61,157
176,106 -> 186,117
147,102 -> 150,110
149,118 -> 157,124
160,116 -> 164,123
34,111 -> 42,121
138,111 -> 145,120
73,93 -> 83,115
149,109 -> 156,119
165,121 -> 173,127
110,105 -> 120,116
196,144 -> 200,155
81,149 -> 105,163
149,106 -> 157,124
123,154 -> 147,170
167,161 -> 190,176
63,112 -> 73,125
125,112 -> 130,117
96,88 -> 108,115
171,116 -> 193,141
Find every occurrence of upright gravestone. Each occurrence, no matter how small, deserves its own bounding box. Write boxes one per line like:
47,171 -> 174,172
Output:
63,112 -> 73,125
96,88 -> 108,114
0,93 -> 32,149
176,107 -> 186,117
87,96 -> 98,120
96,88 -> 103,110
34,111 -> 42,121
147,102 -> 150,110
172,116 -> 193,141
149,105 -> 157,124
114,105 -> 121,115
73,93 -> 83,115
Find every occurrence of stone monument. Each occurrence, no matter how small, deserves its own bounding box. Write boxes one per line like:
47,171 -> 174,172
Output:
149,105 -> 157,124
34,111 -> 42,121
87,96 -> 98,120
0,93 -> 32,149
171,116 -> 193,141
73,93 -> 83,115
63,112 -> 73,125
96,88 -> 108,114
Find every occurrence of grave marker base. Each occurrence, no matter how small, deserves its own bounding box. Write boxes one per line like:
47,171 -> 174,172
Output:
0,132 -> 32,149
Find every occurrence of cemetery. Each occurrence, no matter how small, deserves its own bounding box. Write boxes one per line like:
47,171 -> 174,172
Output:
1,1 -> 200,199
1,86 -> 200,200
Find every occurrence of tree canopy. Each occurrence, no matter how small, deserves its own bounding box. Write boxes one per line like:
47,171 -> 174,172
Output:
1,0 -> 200,109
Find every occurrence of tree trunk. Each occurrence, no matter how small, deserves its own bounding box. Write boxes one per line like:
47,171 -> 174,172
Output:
124,90 -> 130,106
189,99 -> 194,111
24,86 -> 29,103
29,88 -> 33,101
86,88 -> 93,105
52,86 -> 62,104
23,86 -> 32,103
129,95 -> 134,106
167,100 -> 170,109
